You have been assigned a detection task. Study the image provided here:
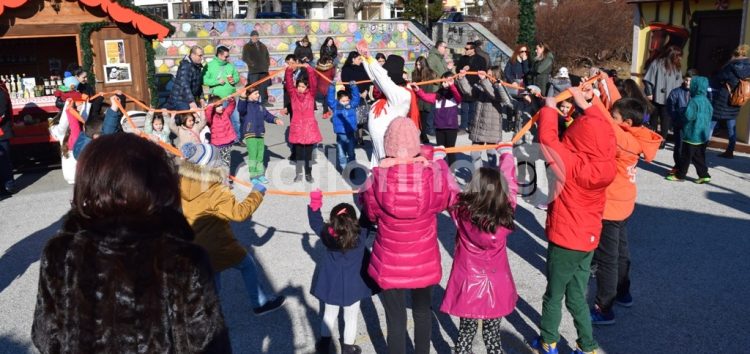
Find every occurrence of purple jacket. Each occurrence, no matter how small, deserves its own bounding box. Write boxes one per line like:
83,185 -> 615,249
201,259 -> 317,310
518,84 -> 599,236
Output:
360,157 -> 459,290
415,84 -> 462,130
440,152 -> 519,319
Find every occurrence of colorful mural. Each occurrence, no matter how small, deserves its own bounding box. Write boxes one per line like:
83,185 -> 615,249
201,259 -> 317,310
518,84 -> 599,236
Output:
153,20 -> 432,106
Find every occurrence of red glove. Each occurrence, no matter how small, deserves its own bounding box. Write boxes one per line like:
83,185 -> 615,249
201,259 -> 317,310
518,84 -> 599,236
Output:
309,189 -> 323,212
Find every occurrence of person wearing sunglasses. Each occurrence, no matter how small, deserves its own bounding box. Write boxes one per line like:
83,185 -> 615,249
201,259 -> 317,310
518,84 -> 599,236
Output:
455,42 -> 487,131
504,44 -> 530,84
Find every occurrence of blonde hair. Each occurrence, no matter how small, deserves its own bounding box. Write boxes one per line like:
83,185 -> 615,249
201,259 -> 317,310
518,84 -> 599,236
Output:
734,44 -> 750,58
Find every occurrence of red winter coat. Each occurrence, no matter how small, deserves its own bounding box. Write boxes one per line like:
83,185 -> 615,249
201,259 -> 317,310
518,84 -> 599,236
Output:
205,98 -> 237,146
538,105 -> 617,252
286,66 -> 322,145
440,152 -> 519,319
361,157 -> 457,290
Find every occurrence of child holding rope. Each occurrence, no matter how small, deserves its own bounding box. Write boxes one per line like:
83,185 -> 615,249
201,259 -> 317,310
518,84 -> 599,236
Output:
441,143 -> 518,354
205,95 -> 237,167
144,109 -> 171,144
285,63 -> 321,183
73,93 -> 124,159
412,72 -> 462,166
326,81 -> 361,174
308,201 -> 376,354
166,102 -> 208,149
238,86 -> 284,184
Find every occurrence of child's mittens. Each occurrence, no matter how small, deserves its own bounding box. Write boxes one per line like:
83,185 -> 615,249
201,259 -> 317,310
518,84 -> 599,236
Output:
496,143 -> 513,156
431,145 -> 447,161
309,189 -> 323,211
253,182 -> 267,195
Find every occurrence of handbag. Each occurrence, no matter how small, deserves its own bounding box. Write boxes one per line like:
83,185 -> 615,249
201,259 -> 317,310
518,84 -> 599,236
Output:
727,78 -> 750,106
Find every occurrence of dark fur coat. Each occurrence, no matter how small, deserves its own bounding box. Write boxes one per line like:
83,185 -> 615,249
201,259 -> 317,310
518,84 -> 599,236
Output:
31,208 -> 231,354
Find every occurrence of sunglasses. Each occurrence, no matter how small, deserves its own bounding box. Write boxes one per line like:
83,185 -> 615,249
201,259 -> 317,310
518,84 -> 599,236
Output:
464,47 -> 473,50
520,50 -> 527,53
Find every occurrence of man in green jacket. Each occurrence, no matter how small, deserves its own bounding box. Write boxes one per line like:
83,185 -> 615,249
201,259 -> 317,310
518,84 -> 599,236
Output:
426,41 -> 453,77
203,46 -> 241,143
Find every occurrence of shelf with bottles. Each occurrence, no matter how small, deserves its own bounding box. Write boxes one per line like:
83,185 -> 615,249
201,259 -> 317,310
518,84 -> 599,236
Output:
1,74 -> 64,99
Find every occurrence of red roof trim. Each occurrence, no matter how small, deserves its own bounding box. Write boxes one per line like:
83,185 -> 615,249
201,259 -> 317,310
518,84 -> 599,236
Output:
0,0 -> 171,40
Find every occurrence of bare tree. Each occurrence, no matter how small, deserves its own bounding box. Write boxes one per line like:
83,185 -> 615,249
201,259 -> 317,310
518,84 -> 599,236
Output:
245,0 -> 257,18
345,0 -> 364,20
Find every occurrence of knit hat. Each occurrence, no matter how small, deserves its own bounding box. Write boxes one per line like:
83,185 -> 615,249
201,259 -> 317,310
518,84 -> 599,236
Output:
526,85 -> 541,94
382,55 -> 406,86
181,143 -> 223,167
250,30 -> 259,36
384,117 -> 421,158
557,67 -> 569,78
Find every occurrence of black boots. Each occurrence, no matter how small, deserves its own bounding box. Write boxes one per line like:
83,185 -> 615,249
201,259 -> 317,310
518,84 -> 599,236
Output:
718,150 -> 734,159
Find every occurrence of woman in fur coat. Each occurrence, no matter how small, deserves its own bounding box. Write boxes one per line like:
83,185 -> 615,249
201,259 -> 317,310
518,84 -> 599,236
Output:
32,133 -> 231,354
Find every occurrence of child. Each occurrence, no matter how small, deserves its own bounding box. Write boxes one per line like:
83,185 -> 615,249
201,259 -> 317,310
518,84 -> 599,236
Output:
308,202 -> 374,354
73,94 -> 124,159
665,71 -> 693,173
285,63 -> 321,183
557,98 -> 576,140
666,76 -> 713,184
441,144 -> 518,354
360,117 -> 459,354
238,87 -> 284,184
316,55 -> 336,117
166,102 -> 207,149
413,72 -> 462,166
282,54 -> 301,117
144,110 -> 171,144
178,142 -> 286,316
531,87 -> 617,354
326,81 -> 361,173
205,95 -> 237,167
590,98 -> 661,326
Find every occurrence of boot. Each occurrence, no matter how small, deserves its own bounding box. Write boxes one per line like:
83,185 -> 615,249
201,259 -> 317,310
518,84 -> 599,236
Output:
315,337 -> 332,354
341,343 -> 362,354
718,150 -> 734,159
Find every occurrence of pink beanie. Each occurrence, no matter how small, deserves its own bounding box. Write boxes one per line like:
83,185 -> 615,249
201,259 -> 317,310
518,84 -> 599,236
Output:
384,117 -> 421,158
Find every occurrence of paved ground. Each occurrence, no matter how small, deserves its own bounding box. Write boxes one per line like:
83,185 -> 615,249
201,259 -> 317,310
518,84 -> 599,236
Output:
0,112 -> 748,354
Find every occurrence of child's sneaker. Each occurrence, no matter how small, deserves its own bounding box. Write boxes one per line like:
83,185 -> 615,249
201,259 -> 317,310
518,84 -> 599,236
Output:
530,337 -> 558,354
615,293 -> 633,308
250,177 -> 261,185
253,296 -> 286,316
572,348 -> 598,354
695,177 -> 711,184
665,175 -> 684,182
341,343 -> 362,354
590,305 -> 615,325
257,176 -> 269,184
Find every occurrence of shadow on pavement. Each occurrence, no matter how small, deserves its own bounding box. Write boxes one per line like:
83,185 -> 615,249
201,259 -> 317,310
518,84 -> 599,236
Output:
0,217 -> 63,294
0,334 -> 31,354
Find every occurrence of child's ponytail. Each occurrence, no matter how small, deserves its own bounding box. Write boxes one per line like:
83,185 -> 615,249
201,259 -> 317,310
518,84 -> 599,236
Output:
324,203 -> 360,250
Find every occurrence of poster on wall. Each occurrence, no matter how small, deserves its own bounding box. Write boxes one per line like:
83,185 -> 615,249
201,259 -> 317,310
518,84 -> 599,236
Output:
104,63 -> 132,83
104,39 -> 126,64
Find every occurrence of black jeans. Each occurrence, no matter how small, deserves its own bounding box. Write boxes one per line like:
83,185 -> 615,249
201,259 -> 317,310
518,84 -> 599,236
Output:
435,129 -> 458,167
650,103 -> 671,144
593,220 -> 631,313
672,124 -> 683,168
293,144 -> 314,176
381,286 -> 433,354
419,110 -> 433,143
675,143 -> 710,179
0,139 -> 13,189
248,72 -> 269,103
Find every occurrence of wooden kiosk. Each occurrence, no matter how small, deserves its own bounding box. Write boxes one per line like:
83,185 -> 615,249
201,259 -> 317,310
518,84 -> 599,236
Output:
0,0 -> 173,146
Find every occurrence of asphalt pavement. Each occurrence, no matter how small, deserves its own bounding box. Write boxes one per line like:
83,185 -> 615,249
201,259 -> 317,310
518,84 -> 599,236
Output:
0,112 -> 748,353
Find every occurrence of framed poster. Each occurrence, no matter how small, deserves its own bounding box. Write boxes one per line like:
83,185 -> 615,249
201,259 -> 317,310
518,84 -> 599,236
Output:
104,63 -> 132,83
104,39 -> 126,64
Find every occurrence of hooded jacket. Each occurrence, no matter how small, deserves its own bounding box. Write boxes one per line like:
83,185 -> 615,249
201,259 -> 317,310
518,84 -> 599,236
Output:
327,82 -> 361,134
203,58 -> 240,99
238,99 -> 277,138
539,105 -> 617,252
361,158 -> 457,290
603,121 -> 662,221
179,162 -> 265,272
32,209 -> 231,354
205,98 -> 237,146
285,65 -> 322,145
682,76 -> 713,144
166,110 -> 208,149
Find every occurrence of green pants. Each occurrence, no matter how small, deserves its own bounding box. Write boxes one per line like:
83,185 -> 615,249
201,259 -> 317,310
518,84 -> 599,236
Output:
540,243 -> 598,352
244,137 -> 265,178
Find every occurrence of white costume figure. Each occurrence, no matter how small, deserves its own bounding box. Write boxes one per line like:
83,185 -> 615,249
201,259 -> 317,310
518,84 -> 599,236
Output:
49,99 -> 91,184
362,55 -> 412,167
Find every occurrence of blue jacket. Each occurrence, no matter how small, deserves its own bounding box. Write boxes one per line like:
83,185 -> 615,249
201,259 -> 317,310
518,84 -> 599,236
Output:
503,59 -> 529,82
166,57 -> 203,109
238,99 -> 276,137
666,85 -> 690,128
327,83 -> 360,135
711,58 -> 750,120
73,108 -> 122,159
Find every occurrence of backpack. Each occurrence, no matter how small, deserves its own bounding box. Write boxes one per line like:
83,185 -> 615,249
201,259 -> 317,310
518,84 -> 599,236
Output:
727,78 -> 750,106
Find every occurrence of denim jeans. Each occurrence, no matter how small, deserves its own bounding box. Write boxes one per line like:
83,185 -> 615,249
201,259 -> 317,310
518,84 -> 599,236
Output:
336,133 -> 356,171
215,254 -> 268,308
710,119 -> 737,153
459,101 -> 477,130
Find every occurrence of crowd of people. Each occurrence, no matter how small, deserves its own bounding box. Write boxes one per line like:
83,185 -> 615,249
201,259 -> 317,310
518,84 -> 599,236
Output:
0,29 -> 746,353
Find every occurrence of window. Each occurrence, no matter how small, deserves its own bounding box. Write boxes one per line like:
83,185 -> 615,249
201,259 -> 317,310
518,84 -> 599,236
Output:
141,4 -> 168,19
172,2 -> 203,19
208,1 -> 232,18
390,6 -> 404,19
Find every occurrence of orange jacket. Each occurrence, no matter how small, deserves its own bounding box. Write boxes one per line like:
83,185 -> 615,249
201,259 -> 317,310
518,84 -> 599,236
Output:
603,120 -> 662,221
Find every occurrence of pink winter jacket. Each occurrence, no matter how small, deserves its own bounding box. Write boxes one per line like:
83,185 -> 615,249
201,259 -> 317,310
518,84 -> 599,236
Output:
205,98 -> 237,146
440,152 -> 519,319
361,157 -> 458,290
285,66 -> 322,145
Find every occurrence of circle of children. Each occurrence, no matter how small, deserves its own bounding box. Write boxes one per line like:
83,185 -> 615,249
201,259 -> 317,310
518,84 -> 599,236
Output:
32,35 -> 750,354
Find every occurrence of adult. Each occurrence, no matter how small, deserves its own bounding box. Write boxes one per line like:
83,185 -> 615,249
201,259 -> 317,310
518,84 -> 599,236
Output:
204,45 -> 241,140
341,51 -> 372,146
474,40 -> 492,70
68,65 -> 95,97
504,44 -> 530,85
456,42 -> 487,130
242,30 -> 272,106
527,41 -> 554,96
412,56 -> 437,143
427,41 -> 453,79
0,77 -> 14,196
294,35 -> 314,64
320,37 -> 338,67
643,45 -> 683,146
166,45 -> 204,110
31,133 -> 230,353
358,43 -> 419,167
710,44 -> 750,159
375,53 -> 387,66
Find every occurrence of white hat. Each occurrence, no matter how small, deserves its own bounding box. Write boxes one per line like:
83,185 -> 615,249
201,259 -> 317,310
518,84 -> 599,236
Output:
557,67 -> 569,78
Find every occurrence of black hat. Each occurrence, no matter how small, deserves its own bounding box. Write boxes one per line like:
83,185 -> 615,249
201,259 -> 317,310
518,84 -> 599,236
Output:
382,55 -> 406,86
